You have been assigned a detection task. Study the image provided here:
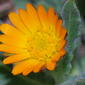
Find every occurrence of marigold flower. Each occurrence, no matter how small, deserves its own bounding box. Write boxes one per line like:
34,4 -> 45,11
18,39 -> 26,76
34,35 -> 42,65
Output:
0,4 -> 67,76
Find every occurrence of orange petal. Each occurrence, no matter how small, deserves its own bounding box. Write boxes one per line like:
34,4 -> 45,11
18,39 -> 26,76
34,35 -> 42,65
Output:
60,49 -> 66,57
48,8 -> 58,25
55,19 -> 63,37
12,60 -> 30,75
8,12 -> 28,34
0,24 -> 27,38
22,66 -> 33,76
46,61 -> 56,70
51,54 -> 61,62
33,61 -> 45,73
38,5 -> 49,29
0,24 -> 23,35
0,34 -> 27,48
26,4 -> 38,19
22,59 -> 38,75
26,4 -> 40,25
3,53 -> 30,64
18,8 -> 40,33
18,9 -> 31,29
0,44 -> 27,54
51,49 -> 66,62
56,40 -> 66,51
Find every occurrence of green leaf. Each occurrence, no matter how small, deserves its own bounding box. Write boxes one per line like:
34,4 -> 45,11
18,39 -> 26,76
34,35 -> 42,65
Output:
45,0 -> 67,15
62,0 -> 81,54
62,74 -> 85,85
61,0 -> 81,80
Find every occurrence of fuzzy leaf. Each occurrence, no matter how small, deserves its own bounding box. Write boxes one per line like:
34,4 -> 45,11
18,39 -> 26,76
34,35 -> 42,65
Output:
62,74 -> 85,85
62,0 -> 81,54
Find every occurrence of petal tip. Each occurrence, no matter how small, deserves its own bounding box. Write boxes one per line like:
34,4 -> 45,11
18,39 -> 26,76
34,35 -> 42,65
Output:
26,3 -> 33,8
12,70 -> 19,76
3,59 -> 8,64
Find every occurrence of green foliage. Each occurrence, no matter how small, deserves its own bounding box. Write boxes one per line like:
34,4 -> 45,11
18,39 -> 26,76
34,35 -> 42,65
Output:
62,0 -> 81,54
60,0 -> 81,78
62,74 -> 85,85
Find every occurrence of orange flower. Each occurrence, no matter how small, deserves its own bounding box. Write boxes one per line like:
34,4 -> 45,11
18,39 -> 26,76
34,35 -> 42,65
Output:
0,4 -> 67,76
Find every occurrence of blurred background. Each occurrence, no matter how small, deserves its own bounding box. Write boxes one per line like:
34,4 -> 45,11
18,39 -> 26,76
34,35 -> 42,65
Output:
0,0 -> 85,85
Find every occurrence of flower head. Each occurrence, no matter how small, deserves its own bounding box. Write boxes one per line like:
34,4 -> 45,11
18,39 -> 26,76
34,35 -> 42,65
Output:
0,4 -> 67,75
